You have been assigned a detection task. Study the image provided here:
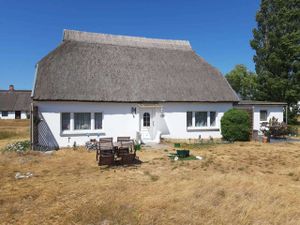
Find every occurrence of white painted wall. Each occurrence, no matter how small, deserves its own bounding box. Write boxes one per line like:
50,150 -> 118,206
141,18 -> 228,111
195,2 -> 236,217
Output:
0,111 -> 28,119
34,101 -> 285,149
159,103 -> 233,139
35,102 -> 140,148
252,105 -> 284,131
35,101 -> 233,148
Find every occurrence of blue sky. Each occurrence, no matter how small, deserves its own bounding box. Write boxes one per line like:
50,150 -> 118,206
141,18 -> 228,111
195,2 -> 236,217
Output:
0,0 -> 260,90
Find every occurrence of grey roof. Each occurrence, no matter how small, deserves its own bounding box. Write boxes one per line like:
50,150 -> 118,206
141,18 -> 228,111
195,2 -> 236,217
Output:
0,90 -> 31,111
33,30 -> 239,102
237,100 -> 287,106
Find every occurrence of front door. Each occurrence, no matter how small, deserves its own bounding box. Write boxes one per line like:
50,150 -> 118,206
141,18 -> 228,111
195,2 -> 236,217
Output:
15,111 -> 21,119
140,109 -> 154,141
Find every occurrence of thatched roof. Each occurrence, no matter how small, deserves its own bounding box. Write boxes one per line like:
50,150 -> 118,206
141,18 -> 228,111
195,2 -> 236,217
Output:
237,100 -> 287,106
33,30 -> 239,102
0,90 -> 31,111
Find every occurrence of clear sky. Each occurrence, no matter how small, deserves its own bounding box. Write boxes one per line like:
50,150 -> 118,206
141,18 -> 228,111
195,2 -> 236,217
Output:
0,0 -> 260,90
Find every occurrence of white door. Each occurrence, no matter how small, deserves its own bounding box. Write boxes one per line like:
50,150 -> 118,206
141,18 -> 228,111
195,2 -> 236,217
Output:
140,109 -> 154,141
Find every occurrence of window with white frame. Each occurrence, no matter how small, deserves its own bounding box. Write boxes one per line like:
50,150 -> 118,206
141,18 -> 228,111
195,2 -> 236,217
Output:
186,111 -> 193,127
2,111 -> 8,117
260,110 -> 268,121
187,111 -> 217,128
61,112 -> 103,132
61,113 -> 70,131
210,112 -> 216,126
95,113 -> 103,129
74,113 -> 91,130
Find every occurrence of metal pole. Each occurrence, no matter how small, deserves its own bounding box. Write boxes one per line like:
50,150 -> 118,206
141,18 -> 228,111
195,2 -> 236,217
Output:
286,105 -> 288,124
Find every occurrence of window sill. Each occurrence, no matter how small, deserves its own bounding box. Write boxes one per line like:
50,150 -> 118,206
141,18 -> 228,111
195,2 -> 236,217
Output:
61,129 -> 105,136
187,127 -> 219,131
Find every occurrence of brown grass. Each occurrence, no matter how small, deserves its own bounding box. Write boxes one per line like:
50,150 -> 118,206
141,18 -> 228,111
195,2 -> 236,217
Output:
0,121 -> 300,225
0,120 -> 30,148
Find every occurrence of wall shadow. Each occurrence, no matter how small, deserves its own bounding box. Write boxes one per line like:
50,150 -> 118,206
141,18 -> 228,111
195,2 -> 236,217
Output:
35,113 -> 59,151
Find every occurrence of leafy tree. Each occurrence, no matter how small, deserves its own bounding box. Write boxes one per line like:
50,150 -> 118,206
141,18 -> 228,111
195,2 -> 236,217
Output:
225,64 -> 258,100
250,0 -> 300,123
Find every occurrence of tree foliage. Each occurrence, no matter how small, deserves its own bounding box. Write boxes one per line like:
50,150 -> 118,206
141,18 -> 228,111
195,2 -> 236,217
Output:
225,64 -> 258,100
250,0 -> 300,123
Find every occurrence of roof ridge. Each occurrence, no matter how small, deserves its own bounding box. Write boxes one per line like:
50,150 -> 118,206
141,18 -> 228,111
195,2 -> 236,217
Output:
63,29 -> 192,51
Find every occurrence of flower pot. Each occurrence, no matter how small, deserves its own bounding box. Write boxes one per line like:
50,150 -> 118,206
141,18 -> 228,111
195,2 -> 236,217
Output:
262,136 -> 270,143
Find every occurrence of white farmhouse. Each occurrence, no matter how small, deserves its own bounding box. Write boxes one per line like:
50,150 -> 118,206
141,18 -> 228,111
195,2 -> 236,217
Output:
0,85 -> 31,119
30,30 -> 286,149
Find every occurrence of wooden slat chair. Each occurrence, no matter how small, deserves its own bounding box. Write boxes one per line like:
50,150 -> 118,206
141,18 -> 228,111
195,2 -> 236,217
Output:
118,139 -> 136,164
98,148 -> 115,166
96,137 -> 114,161
117,136 -> 131,142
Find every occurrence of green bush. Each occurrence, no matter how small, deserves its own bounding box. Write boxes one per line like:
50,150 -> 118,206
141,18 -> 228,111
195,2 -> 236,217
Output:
221,109 -> 251,142
3,140 -> 31,152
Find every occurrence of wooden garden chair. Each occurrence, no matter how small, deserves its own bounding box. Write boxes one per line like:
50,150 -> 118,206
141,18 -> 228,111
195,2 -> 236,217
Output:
96,137 -> 114,161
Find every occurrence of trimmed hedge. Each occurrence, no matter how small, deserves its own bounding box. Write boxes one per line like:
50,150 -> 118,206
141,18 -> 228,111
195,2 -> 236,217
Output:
221,109 -> 251,142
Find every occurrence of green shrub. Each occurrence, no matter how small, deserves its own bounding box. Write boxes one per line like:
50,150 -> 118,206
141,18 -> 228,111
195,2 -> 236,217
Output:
3,140 -> 31,152
221,109 -> 250,142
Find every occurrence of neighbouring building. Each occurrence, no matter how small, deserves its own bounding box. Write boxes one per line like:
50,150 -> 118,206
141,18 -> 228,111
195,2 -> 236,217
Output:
31,30 -> 286,149
0,85 -> 31,120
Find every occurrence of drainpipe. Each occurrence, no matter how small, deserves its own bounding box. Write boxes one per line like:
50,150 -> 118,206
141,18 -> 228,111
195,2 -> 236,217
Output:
286,105 -> 288,124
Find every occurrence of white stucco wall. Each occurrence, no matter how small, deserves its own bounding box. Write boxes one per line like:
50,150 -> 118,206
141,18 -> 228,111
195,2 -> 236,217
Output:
0,111 -> 28,119
34,101 -> 233,148
252,105 -> 284,131
159,103 -> 232,139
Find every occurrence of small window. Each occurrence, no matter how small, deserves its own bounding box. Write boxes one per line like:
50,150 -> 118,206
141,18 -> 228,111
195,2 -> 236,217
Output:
195,112 -> 207,127
61,113 -> 70,131
210,112 -> 216,126
2,111 -> 8,117
74,113 -> 91,130
187,111 -> 193,127
260,110 -> 268,121
95,113 -> 103,130
143,112 -> 150,127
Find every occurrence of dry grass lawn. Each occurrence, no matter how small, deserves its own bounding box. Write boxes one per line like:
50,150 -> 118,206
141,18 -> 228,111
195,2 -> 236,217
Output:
0,119 -> 30,147
0,120 -> 300,225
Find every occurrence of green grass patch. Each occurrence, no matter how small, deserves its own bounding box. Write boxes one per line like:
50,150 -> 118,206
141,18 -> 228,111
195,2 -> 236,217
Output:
0,131 -> 18,140
168,153 -> 199,161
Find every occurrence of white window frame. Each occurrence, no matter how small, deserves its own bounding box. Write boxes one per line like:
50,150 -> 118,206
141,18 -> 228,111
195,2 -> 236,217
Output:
260,110 -> 268,122
2,111 -> 8,117
61,112 -> 103,135
186,111 -> 218,130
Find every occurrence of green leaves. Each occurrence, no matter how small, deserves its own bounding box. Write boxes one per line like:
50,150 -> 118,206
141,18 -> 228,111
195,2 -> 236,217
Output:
225,65 -> 257,100
251,0 -> 300,123
221,109 -> 251,142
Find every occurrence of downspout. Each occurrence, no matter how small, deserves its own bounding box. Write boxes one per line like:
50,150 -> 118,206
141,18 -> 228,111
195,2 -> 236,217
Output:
286,105 -> 288,124
31,64 -> 38,150
31,63 -> 38,98
30,102 -> 33,149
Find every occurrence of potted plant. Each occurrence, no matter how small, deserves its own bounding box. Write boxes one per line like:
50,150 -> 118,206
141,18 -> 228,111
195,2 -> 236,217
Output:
262,130 -> 271,143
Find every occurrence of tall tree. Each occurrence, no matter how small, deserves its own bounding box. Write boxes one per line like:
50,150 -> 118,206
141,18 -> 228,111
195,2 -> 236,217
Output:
225,64 -> 257,100
250,0 -> 300,123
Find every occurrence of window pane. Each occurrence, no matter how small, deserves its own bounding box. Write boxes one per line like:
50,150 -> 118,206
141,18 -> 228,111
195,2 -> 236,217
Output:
74,113 -> 91,130
143,112 -> 150,127
95,113 -> 102,129
62,113 -> 70,131
187,111 -> 192,127
210,112 -> 216,126
2,111 -> 8,117
195,112 -> 207,127
260,110 -> 267,121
